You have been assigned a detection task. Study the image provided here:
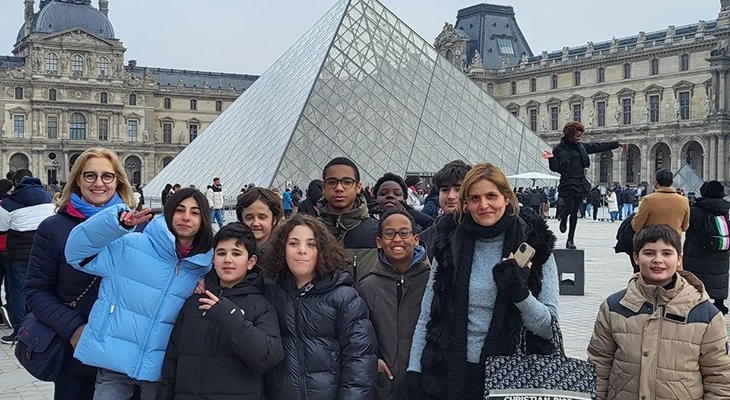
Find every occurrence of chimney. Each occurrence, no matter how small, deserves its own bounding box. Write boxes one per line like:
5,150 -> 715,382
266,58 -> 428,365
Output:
99,0 -> 109,16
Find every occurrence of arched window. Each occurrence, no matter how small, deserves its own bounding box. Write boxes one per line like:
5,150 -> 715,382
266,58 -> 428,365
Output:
98,57 -> 109,77
487,83 -> 494,95
14,87 -> 23,100
46,53 -> 58,73
190,99 -> 197,111
100,92 -> 108,104
551,74 -> 558,89
530,78 -> 536,92
215,100 -> 223,112
72,55 -> 84,76
129,94 -> 137,106
574,70 -> 581,86
69,113 -> 86,140
49,89 -> 57,101
681,54 -> 690,71
162,157 -> 174,168
651,58 -> 659,75
164,98 -> 171,109
655,148 -> 664,171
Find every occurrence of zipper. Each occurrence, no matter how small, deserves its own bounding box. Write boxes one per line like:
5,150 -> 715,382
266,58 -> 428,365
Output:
396,275 -> 404,306
352,254 -> 358,281
652,287 -> 662,399
175,260 -> 181,276
134,265 -> 178,377
294,293 -> 307,400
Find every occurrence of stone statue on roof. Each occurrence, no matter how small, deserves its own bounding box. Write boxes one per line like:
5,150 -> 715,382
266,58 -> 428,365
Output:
541,51 -> 549,60
722,0 -> 730,11
469,50 -> 483,70
611,37 -> 619,48
666,25 -> 676,38
587,41 -> 595,52
521,54 -> 529,65
637,31 -> 646,43
562,46 -> 570,58
177,78 -> 184,86
698,20 -> 708,32
501,57 -> 510,68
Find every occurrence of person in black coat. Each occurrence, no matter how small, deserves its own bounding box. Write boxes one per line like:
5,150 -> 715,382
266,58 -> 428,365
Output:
683,181 -> 730,314
589,186 -> 602,221
297,179 -> 323,217
262,214 -> 377,400
161,183 -> 172,207
370,173 -> 434,231
158,224 -> 284,400
542,122 -> 626,249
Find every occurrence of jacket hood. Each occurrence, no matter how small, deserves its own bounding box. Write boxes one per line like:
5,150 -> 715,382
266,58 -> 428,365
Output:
306,179 -> 323,201
694,197 -> 730,214
144,214 -> 213,268
8,177 -> 52,206
204,265 -> 264,297
317,194 -> 370,232
373,245 -> 429,279
622,271 -> 709,317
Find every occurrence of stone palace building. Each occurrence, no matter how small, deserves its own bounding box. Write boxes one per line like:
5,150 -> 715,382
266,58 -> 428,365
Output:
0,0 -> 257,185
436,0 -> 730,188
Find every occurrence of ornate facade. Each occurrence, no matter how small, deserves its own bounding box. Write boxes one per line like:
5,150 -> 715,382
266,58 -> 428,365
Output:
0,0 -> 257,185
436,1 -> 730,188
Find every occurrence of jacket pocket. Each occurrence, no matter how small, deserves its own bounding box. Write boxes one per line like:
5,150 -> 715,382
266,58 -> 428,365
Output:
96,303 -> 115,342
666,380 -> 696,400
607,371 -> 632,399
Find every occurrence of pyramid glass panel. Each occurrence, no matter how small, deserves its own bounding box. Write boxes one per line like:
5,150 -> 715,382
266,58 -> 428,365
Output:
146,0 -> 556,198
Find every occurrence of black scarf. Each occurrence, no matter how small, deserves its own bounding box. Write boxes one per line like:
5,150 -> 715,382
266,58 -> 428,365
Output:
421,208 -> 556,399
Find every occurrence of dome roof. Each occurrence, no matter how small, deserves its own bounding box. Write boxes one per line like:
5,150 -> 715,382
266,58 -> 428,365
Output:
16,0 -> 115,44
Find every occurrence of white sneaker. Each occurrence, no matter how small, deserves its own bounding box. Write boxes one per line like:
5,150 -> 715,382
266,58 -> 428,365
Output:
0,305 -> 11,329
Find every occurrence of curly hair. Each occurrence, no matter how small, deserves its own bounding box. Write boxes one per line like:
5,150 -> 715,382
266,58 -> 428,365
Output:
262,214 -> 349,280
562,121 -> 585,141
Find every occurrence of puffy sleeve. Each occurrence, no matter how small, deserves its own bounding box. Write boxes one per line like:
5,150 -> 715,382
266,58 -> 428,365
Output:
337,290 -> 378,400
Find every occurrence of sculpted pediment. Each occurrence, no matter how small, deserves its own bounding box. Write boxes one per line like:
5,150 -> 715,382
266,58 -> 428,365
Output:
43,29 -> 119,48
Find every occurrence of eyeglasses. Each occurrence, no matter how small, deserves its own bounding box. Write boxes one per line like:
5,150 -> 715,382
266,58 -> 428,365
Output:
83,172 -> 116,184
381,228 -> 414,240
324,177 -> 357,189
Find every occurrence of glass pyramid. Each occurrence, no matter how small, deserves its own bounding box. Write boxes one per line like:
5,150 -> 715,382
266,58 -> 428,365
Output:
145,0 -> 554,199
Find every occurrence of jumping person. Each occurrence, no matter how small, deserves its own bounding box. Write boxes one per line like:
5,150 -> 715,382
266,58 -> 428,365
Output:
542,122 -> 626,249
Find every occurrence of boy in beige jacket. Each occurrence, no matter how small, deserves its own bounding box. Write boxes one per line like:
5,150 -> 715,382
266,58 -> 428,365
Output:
588,224 -> 730,400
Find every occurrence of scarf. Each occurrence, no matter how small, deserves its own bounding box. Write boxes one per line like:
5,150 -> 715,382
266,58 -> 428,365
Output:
317,195 -> 370,242
70,192 -> 125,218
421,208 -> 555,399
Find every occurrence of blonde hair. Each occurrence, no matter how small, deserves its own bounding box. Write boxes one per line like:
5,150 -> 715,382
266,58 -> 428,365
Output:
456,162 -> 520,221
55,148 -> 135,210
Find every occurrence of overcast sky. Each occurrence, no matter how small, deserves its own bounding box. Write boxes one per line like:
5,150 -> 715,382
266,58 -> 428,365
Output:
0,0 -> 721,75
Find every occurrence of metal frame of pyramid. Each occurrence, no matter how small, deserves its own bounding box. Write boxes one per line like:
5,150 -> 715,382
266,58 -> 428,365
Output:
145,0 -> 554,198
673,162 -> 705,196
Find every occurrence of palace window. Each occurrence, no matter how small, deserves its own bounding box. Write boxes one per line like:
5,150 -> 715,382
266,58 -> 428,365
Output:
622,98 -> 632,125
15,87 -> 23,100
163,123 -> 172,144
164,98 -> 171,109
574,71 -> 581,86
530,78 -> 536,92
679,91 -> 690,120
496,37 -> 515,55
49,89 -> 57,101
128,120 -> 138,141
98,57 -> 109,77
510,81 -> 517,95
69,113 -> 86,140
189,124 -> 199,142
573,104 -> 582,123
215,100 -> 223,112
551,74 -> 558,89
47,116 -> 58,139
597,101 -> 606,127
46,53 -> 58,74
72,55 -> 84,76
129,94 -> 137,106
597,67 -> 605,83
651,59 -> 659,75
13,115 -> 24,138
529,109 -> 538,132
98,118 -> 109,141
650,95 -> 660,122
100,92 -> 108,104
550,106 -> 559,131
623,63 -> 631,79
190,99 -> 197,111
681,54 -> 690,71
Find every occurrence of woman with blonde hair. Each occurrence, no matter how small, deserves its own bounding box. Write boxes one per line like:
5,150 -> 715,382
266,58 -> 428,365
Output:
407,163 -> 560,400
24,148 -> 135,400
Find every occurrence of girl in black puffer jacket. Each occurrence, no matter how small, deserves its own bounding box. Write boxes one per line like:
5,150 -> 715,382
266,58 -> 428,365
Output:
263,214 -> 378,400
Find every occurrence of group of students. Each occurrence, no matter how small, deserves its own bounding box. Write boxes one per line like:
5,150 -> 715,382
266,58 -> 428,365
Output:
8,141 -> 730,400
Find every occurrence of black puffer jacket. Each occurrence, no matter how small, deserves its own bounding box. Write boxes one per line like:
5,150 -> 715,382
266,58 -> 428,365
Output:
158,267 -> 284,400
683,197 -> 730,300
548,138 -> 619,197
264,271 -> 378,400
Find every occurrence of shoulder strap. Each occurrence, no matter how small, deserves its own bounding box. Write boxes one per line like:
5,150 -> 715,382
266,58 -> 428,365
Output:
66,276 -> 99,309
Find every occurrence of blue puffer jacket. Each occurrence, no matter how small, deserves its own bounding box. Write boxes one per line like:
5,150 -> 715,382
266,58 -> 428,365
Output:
65,204 -> 213,382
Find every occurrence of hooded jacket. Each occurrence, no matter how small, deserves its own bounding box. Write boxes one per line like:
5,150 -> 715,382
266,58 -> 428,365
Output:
264,271 -> 378,400
157,267 -> 284,400
358,247 -> 431,400
206,184 -> 224,210
588,272 -> 730,400
590,187 -> 602,206
683,197 -> 730,300
0,177 -> 54,260
297,180 -> 323,217
318,194 -> 379,280
65,204 -> 213,382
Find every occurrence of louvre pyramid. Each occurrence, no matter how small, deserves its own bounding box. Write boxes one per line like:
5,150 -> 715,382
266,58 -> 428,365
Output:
145,0 -> 554,198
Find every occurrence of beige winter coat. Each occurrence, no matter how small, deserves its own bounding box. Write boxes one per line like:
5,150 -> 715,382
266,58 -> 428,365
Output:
588,271 -> 730,400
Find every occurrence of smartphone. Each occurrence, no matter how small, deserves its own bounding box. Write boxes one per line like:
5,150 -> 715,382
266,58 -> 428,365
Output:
514,242 -> 536,268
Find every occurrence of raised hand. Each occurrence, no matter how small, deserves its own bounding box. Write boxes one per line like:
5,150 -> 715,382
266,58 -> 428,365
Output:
119,208 -> 153,227
541,150 -> 554,159
618,143 -> 629,151
198,290 -> 220,312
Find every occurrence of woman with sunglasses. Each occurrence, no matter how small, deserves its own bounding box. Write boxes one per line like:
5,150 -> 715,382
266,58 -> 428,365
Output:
25,148 -> 136,399
63,186 -> 214,400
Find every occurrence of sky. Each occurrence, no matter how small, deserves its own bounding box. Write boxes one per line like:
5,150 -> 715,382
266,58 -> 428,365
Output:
0,0 -> 721,75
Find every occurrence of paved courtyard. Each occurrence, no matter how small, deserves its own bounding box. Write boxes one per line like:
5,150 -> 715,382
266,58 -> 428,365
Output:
0,215 -> 728,398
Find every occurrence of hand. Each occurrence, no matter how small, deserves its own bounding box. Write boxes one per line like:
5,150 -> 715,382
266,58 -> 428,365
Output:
618,143 -> 629,151
378,359 -> 393,380
194,279 -> 205,295
70,324 -> 85,349
492,257 -> 530,303
541,150 -> 554,159
198,290 -> 220,312
119,209 -> 153,228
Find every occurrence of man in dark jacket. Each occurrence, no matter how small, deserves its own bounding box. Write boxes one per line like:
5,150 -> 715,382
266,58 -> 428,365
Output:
419,160 -> 472,262
158,224 -> 284,399
683,181 -> 730,314
370,172 -> 433,231
0,170 -> 54,343
318,158 -> 379,280
528,189 -> 541,215
297,179 -> 323,217
590,186 -> 602,221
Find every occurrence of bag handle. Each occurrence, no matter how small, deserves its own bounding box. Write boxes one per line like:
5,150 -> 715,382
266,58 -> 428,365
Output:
66,276 -> 98,309
515,317 -> 566,358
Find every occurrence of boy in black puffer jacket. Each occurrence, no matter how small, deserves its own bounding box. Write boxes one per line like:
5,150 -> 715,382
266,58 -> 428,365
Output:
157,223 -> 284,400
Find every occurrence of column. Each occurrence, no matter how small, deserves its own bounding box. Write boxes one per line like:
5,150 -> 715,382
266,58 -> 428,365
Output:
721,70 -> 728,113
671,140 -> 681,172
720,134 -> 727,183
710,134 -> 718,181
63,152 -> 69,181
640,141 -> 649,184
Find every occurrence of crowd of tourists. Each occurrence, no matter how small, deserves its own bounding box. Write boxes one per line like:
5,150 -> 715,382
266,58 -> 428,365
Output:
0,121 -> 728,400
